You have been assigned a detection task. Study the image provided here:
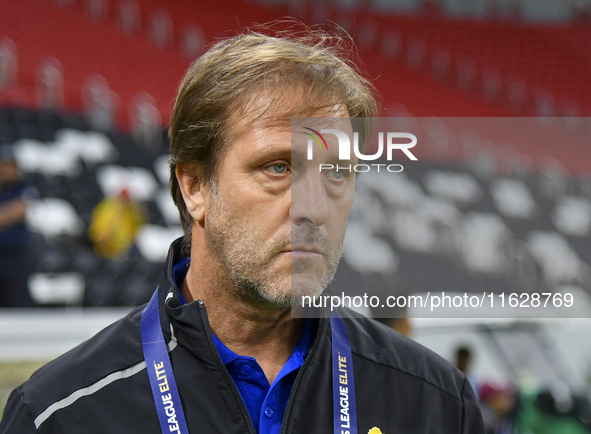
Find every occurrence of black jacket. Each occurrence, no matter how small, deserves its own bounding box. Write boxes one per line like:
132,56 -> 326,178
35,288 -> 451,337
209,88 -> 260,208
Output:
0,240 -> 485,434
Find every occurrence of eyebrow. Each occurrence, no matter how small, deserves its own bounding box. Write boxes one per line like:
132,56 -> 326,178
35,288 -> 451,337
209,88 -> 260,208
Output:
290,147 -> 359,169
291,146 -> 308,162
250,143 -> 292,164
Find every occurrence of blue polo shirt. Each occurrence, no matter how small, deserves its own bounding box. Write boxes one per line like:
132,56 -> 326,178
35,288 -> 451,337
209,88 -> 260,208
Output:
173,257 -> 314,434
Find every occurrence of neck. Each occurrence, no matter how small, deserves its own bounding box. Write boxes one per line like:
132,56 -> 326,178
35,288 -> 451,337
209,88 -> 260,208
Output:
180,251 -> 303,385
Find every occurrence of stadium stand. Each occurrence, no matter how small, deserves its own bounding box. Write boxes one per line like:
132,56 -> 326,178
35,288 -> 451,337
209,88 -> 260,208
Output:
1,0 -> 589,123
0,104 -> 173,306
3,104 -> 588,309
0,0 -> 280,126
363,14 -> 591,118
0,0 -> 590,308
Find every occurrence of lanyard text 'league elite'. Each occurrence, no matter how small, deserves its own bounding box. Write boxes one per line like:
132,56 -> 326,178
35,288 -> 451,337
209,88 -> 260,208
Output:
141,289 -> 358,434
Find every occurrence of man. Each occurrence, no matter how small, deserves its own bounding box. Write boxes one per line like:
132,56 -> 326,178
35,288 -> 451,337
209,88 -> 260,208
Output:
0,145 -> 35,307
0,26 -> 485,433
88,188 -> 146,259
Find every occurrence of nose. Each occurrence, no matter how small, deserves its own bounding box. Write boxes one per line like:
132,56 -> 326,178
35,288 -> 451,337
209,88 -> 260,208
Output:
290,170 -> 330,228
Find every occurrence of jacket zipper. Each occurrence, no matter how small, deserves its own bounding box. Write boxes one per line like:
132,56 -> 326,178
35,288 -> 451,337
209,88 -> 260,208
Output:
279,316 -> 325,434
197,300 -> 258,434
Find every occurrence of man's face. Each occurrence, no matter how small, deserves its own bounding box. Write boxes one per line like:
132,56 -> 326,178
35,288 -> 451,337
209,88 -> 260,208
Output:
202,100 -> 356,307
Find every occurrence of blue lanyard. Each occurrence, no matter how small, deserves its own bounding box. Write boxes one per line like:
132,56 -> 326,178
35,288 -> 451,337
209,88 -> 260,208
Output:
141,289 -> 357,434
330,310 -> 358,434
141,289 -> 189,434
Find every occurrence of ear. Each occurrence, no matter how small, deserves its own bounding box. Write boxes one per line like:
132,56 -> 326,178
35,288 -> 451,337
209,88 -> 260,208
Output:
176,165 -> 206,224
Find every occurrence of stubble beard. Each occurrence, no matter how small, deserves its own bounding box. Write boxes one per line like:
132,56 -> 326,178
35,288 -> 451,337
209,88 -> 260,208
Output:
204,193 -> 344,308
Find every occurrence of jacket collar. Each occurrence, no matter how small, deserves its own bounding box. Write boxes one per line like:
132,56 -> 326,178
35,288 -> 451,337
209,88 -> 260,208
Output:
155,238 -> 215,365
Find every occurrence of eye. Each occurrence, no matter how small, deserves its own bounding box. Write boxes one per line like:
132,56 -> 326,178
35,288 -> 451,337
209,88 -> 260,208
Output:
323,168 -> 347,181
331,169 -> 345,180
265,163 -> 289,174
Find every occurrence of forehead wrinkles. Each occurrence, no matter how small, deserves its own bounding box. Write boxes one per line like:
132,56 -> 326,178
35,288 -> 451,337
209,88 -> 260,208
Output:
226,80 -> 348,136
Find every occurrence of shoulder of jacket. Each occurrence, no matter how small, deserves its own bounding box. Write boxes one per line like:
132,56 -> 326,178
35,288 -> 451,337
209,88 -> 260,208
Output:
19,305 -> 147,414
340,311 -> 466,401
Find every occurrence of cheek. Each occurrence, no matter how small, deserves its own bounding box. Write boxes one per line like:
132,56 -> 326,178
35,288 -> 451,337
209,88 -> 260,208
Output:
331,188 -> 355,219
327,199 -> 353,242
324,216 -> 347,248
236,190 -> 291,224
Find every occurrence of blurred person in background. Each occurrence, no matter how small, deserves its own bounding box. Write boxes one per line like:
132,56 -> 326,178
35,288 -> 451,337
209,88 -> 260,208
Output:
87,188 -> 146,259
479,382 -> 520,434
0,24 -> 485,434
479,381 -> 591,434
0,145 -> 35,307
518,385 -> 591,434
456,346 -> 471,374
456,345 -> 480,396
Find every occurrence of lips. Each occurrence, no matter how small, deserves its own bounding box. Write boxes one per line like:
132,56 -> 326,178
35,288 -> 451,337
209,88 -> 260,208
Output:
286,245 -> 323,255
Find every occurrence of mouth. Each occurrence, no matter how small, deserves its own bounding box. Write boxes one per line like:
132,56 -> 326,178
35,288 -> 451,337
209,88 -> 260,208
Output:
283,245 -> 324,257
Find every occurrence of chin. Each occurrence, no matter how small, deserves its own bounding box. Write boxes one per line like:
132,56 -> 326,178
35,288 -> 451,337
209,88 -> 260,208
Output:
289,275 -> 326,305
239,276 -> 292,308
239,265 -> 332,308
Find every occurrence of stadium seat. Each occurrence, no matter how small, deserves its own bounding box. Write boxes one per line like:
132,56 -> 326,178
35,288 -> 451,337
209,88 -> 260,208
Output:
489,178 -> 537,219
551,197 -> 591,236
25,197 -> 85,238
135,224 -> 183,263
28,272 -> 85,305
95,164 -> 158,201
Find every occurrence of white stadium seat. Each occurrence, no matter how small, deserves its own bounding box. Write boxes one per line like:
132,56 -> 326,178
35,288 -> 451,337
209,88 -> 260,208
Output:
28,272 -> 85,305
54,128 -> 118,165
156,188 -> 180,226
489,178 -> 537,219
25,197 -> 84,237
423,170 -> 481,204
552,197 -> 591,236
135,225 -> 183,263
95,164 -> 158,201
153,154 -> 170,186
